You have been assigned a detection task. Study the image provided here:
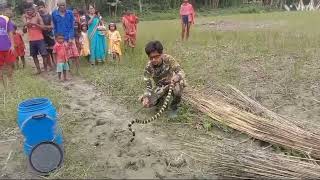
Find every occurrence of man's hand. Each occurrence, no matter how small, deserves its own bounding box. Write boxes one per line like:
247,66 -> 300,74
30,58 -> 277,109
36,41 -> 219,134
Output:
171,74 -> 181,84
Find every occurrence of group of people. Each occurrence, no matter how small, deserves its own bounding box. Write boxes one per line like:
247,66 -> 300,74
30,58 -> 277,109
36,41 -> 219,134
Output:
0,0 -> 139,82
0,0 -> 196,117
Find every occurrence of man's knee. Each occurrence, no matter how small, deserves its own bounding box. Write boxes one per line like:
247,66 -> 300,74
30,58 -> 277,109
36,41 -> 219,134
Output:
173,83 -> 184,97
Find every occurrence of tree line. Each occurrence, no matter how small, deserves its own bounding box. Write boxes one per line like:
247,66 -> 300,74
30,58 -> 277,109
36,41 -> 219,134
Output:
10,0 -> 307,16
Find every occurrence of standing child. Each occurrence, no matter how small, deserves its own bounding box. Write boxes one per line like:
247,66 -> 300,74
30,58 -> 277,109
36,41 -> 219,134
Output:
37,1 -> 56,68
13,25 -> 26,69
73,8 -> 81,54
107,23 -> 122,62
53,34 -> 69,81
79,23 -> 90,62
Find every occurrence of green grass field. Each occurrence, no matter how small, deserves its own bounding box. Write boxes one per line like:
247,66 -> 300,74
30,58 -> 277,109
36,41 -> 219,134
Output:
1,11 -> 320,178
79,11 -> 320,130
2,10 -> 319,147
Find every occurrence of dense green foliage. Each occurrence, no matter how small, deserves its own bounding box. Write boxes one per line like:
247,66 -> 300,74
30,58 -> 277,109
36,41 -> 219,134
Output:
10,0 -> 288,17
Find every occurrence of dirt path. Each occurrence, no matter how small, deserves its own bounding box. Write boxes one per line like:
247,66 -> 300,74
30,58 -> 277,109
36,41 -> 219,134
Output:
2,68 -> 246,179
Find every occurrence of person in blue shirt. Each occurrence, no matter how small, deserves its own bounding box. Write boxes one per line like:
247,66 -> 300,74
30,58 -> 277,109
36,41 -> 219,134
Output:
52,0 -> 80,74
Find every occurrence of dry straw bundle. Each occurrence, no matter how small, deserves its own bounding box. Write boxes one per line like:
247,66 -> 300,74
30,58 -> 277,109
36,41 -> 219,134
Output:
174,134 -> 320,179
183,86 -> 320,159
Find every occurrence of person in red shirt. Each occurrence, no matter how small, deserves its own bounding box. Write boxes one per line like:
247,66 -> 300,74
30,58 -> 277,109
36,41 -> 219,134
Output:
22,3 -> 52,74
179,0 -> 195,40
13,25 -> 26,69
53,33 -> 70,81
122,10 -> 138,51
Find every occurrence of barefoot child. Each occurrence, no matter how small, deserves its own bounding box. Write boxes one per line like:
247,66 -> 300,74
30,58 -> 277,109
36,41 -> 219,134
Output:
13,25 -> 26,69
37,1 -> 56,68
22,3 -> 51,74
79,23 -> 90,62
107,23 -> 122,62
53,34 -> 69,81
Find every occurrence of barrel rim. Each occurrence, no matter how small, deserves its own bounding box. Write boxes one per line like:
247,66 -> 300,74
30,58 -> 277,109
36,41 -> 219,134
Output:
18,98 -> 51,109
17,98 -> 54,113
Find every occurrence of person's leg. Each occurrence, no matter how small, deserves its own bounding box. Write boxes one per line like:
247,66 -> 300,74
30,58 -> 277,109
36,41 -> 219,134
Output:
70,41 -> 80,73
58,72 -> 62,80
32,56 -> 41,74
73,57 -> 80,74
5,50 -> 16,82
0,52 -> 5,87
169,83 -> 183,118
112,52 -> 116,60
38,40 -> 50,72
46,52 -> 53,71
117,54 -> 121,62
50,51 -> 56,66
151,85 -> 170,107
186,22 -> 191,40
0,65 -> 4,88
172,83 -> 183,107
21,56 -> 25,68
181,23 -> 186,41
63,70 -> 67,81
42,55 -> 49,72
15,57 -> 20,69
30,41 -> 41,74
57,63 -> 62,80
64,62 -> 70,80
86,55 -> 90,64
7,62 -> 14,81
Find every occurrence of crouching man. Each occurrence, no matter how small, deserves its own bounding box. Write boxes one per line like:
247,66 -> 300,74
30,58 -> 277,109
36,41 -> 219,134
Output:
140,41 -> 186,118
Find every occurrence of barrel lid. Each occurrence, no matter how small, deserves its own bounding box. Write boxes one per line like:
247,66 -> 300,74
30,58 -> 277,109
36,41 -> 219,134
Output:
29,142 -> 63,174
19,98 -> 50,108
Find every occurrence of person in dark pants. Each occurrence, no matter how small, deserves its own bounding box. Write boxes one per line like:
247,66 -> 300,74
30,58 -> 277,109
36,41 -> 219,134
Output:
22,3 -> 51,74
179,0 -> 195,41
52,0 -> 80,74
37,1 -> 56,68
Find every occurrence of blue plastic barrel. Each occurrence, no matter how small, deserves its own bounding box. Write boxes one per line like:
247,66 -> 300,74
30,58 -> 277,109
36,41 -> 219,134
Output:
17,98 -> 63,155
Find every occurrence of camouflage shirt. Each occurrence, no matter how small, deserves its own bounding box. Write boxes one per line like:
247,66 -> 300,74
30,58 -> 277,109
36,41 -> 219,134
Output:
144,54 -> 185,94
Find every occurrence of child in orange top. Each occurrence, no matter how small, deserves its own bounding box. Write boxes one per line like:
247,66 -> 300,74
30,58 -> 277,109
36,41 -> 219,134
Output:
53,33 -> 69,81
13,25 -> 26,69
107,23 -> 122,62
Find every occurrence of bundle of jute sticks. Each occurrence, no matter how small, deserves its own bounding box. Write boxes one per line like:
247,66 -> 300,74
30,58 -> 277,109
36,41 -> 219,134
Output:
173,133 -> 320,179
183,86 -> 320,159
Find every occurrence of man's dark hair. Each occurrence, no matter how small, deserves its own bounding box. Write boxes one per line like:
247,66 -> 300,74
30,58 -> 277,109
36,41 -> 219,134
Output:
79,9 -> 85,15
23,2 -> 34,10
145,41 -> 163,55
55,33 -> 64,38
36,1 -> 46,7
0,3 -> 10,12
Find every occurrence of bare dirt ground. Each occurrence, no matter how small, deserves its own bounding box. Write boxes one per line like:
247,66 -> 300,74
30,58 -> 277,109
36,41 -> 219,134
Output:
0,66 -> 259,179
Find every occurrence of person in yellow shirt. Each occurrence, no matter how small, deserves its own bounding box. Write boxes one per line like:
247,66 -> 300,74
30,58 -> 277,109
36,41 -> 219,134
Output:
79,23 -> 90,62
107,23 -> 122,62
